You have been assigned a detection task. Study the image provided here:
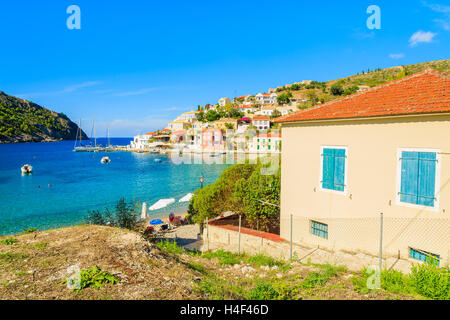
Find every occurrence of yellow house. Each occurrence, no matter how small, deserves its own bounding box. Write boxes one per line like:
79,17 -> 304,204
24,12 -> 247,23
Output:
167,119 -> 191,131
214,118 -> 238,130
275,69 -> 450,267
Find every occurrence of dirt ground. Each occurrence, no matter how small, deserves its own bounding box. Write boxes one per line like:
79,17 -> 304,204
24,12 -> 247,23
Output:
0,225 -> 418,300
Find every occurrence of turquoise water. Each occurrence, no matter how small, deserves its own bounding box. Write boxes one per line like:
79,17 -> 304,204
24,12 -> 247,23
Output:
0,138 -> 231,235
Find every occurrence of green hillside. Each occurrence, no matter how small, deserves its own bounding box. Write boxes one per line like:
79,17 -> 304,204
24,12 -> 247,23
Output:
0,91 -> 88,143
273,59 -> 449,109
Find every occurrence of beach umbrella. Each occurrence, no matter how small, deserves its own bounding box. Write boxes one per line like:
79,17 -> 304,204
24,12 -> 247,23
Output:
150,219 -> 164,225
141,202 -> 148,220
179,193 -> 193,203
149,198 -> 175,211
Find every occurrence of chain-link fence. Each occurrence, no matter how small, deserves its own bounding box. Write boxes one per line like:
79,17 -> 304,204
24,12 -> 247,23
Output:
205,214 -> 450,269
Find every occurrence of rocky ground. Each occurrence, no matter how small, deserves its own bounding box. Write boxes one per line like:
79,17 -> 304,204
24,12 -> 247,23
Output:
0,225 -> 420,300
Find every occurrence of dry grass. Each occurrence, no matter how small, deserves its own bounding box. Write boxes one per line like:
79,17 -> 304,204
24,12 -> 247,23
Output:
0,226 -> 418,300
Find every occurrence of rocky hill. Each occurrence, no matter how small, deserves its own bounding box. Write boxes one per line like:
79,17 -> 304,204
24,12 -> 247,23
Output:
0,91 -> 88,143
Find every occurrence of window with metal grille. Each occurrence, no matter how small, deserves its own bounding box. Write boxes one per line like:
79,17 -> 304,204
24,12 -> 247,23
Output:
409,247 -> 440,266
399,151 -> 438,207
311,220 -> 328,239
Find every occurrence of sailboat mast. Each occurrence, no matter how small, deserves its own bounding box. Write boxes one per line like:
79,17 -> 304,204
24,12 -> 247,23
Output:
74,119 -> 81,149
94,117 -> 97,148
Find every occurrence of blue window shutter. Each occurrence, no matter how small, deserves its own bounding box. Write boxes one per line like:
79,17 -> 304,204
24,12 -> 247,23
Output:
334,149 -> 346,192
417,152 -> 436,207
322,149 -> 335,190
400,152 -> 419,204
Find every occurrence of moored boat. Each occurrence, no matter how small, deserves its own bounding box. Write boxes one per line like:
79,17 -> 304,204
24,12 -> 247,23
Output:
101,157 -> 111,164
21,164 -> 33,175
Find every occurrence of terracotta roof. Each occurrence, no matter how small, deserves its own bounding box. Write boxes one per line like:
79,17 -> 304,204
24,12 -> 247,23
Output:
257,132 -> 282,138
252,115 -> 271,121
145,132 -> 157,136
275,69 -> 450,123
172,130 -> 187,135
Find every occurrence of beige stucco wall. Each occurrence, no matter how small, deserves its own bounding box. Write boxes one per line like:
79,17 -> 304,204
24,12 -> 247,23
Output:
280,114 -> 450,266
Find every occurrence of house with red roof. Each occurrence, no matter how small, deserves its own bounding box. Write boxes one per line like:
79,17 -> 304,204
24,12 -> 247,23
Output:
275,69 -> 450,267
255,93 -> 277,105
252,115 -> 271,130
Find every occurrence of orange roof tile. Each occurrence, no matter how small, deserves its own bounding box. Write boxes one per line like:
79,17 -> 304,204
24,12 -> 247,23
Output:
275,69 -> 450,123
252,115 -> 271,121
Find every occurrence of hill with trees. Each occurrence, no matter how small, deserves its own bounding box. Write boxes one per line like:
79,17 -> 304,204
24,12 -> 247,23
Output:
0,91 -> 88,143
267,59 -> 450,109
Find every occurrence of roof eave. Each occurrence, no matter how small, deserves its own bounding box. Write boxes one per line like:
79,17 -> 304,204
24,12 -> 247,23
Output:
276,111 -> 450,125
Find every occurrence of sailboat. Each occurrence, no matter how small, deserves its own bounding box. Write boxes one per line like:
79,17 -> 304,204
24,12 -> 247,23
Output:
74,119 -> 100,152
74,119 -> 91,152
104,127 -> 114,152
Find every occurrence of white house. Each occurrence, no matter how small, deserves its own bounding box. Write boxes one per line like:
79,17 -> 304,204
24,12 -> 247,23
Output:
252,115 -> 271,130
218,97 -> 231,107
130,132 -> 158,150
256,105 -> 276,116
176,111 -> 199,122
248,132 -> 282,153
255,93 -> 277,105
233,106 -> 256,114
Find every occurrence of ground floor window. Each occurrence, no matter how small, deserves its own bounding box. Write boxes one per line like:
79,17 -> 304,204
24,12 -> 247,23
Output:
310,220 -> 328,239
409,247 -> 440,265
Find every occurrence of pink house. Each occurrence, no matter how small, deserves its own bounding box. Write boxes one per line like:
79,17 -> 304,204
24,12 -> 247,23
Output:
202,128 -> 224,151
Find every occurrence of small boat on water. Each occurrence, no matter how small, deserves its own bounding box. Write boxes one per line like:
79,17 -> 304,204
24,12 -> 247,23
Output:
21,164 -> 33,175
154,159 -> 162,163
101,157 -> 111,164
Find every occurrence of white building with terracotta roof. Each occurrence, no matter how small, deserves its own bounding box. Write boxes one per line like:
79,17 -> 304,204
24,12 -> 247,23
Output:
252,115 -> 271,130
255,93 -> 277,105
256,105 -> 276,116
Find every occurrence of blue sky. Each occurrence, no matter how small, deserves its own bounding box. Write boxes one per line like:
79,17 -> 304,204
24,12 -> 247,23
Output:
0,0 -> 449,137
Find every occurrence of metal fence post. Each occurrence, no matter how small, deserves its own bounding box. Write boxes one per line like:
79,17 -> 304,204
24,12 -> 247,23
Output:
206,217 -> 209,252
379,212 -> 383,272
290,214 -> 293,261
238,215 -> 242,255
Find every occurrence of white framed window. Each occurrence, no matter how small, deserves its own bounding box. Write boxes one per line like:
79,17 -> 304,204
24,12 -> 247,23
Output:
319,146 -> 348,195
396,148 -> 441,211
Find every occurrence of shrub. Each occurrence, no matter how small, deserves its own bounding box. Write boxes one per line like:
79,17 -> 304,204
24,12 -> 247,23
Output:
301,264 -> 345,288
156,239 -> 184,255
188,164 -> 256,224
22,227 -> 39,234
330,83 -> 344,96
85,198 -> 140,230
245,282 -> 295,300
410,262 -> 449,300
1,238 -> 18,245
202,250 -> 242,265
69,266 -> 119,291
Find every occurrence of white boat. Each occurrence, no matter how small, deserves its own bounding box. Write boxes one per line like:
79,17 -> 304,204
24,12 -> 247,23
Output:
21,164 -> 33,175
101,157 -> 111,164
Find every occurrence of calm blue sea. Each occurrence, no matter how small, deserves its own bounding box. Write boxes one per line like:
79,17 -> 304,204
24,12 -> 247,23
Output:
0,138 -> 230,235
